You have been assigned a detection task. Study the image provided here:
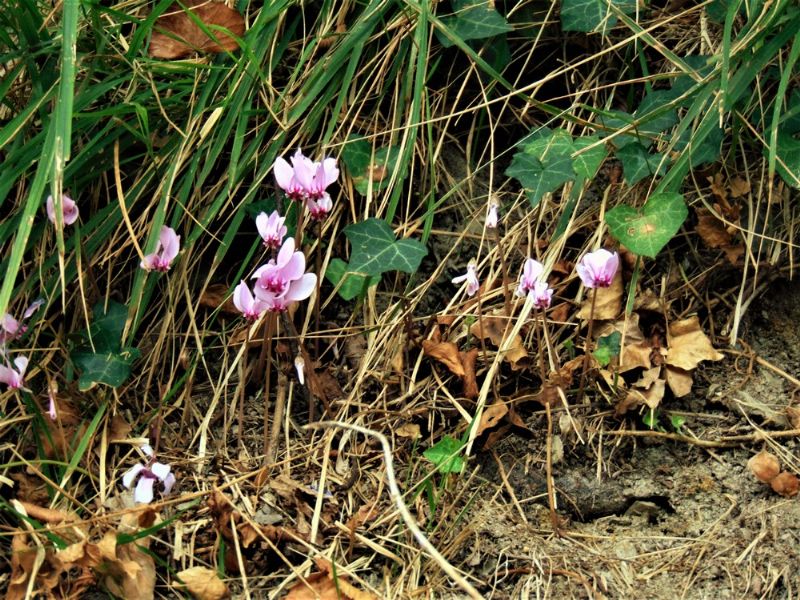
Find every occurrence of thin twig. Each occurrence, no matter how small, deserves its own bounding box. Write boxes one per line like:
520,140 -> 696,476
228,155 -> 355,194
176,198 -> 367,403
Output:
305,421 -> 484,600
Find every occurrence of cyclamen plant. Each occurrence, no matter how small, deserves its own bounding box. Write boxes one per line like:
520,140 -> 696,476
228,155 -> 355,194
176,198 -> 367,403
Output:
122,444 -> 176,504
256,210 -> 287,249
452,262 -> 480,297
273,148 -> 339,219
141,226 -> 180,272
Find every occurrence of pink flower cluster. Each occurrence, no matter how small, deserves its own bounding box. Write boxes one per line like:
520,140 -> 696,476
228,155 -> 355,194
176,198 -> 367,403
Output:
274,149 -> 339,221
0,299 -> 43,391
232,149 -> 337,322
517,258 -> 553,309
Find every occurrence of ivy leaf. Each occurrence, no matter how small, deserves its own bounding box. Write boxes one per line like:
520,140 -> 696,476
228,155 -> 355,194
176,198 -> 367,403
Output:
635,90 -> 679,138
341,137 -> 401,196
772,133 -> 800,188
523,127 -> 574,159
593,331 -> 621,367
438,0 -> 512,48
605,192 -> 688,258
324,258 -> 376,301
598,110 -> 644,149
423,436 -> 465,474
71,301 -> 139,390
73,348 -> 141,391
571,136 -> 608,179
506,151 -> 574,206
616,142 -> 667,185
344,218 -> 427,277
560,0 -> 636,33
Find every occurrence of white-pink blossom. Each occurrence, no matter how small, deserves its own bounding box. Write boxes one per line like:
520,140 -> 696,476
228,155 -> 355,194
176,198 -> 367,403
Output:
122,445 -> 176,504
0,356 -> 28,390
273,149 -> 339,202
452,263 -> 480,297
233,281 -> 268,321
141,226 -> 180,272
486,200 -> 499,229
517,258 -> 553,309
576,249 -> 619,289
46,194 -> 79,226
255,210 -> 287,249
252,238 -> 317,312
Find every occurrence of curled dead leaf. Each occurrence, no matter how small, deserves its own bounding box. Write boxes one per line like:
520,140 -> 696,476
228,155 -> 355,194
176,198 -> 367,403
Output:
198,283 -> 237,314
476,402 -> 509,436
396,422 -> 421,439
149,0 -> 246,60
747,451 -> 780,484
666,316 -> 724,371
422,340 -> 464,377
285,558 -> 379,600
770,472 -> 799,497
176,566 -> 229,600
460,347 -> 479,399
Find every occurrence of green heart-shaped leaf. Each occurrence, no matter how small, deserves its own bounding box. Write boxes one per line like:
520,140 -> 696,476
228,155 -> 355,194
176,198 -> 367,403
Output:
423,436 -> 465,474
605,192 -> 688,258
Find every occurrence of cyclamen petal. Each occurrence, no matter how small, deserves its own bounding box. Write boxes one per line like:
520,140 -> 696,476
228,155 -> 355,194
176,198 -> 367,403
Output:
576,249 -> 619,289
134,476 -> 156,504
517,258 -> 546,297
286,273 -> 317,303
486,201 -> 499,229
273,157 -> 295,191
452,264 -> 480,297
291,149 -> 317,190
141,226 -> 180,272
122,464 -> 145,489
255,211 -> 287,248
46,194 -> 79,226
150,462 -> 171,481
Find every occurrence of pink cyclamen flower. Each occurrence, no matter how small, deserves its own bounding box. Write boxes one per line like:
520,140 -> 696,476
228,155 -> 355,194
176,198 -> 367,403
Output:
46,194 -> 79,226
233,281 -> 268,321
0,314 -> 23,345
452,263 -> 480,297
123,462 -> 176,504
141,226 -> 180,272
256,211 -> 287,249
306,193 -> 333,221
576,249 -> 619,289
486,200 -> 499,229
0,356 -> 28,390
252,238 -> 317,312
273,149 -> 339,201
517,258 -> 553,309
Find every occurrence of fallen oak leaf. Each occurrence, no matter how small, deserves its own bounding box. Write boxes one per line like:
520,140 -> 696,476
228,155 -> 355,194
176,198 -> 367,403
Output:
665,316 -> 724,371
176,566 -> 229,600
149,0 -> 246,60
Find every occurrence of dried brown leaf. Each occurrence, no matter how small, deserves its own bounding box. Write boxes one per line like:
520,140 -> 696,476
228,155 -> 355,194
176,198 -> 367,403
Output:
422,340 -> 465,377
396,422 -> 421,439
470,313 -> 528,370
476,402 -> 508,436
666,316 -> 724,370
198,283 -> 237,314
728,176 -> 751,198
285,558 -> 378,600
578,271 -> 623,321
176,566 -> 229,600
460,347 -> 479,399
149,0 -> 245,60
665,365 -> 693,397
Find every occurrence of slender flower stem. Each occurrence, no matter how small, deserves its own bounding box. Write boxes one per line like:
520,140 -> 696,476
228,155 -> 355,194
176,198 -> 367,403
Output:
544,400 -> 561,536
578,291 -> 598,404
263,314 -> 275,461
314,220 -> 322,358
493,227 -> 512,318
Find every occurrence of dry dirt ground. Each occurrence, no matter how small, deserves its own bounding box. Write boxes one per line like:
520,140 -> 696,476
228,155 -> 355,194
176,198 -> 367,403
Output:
467,278 -> 800,599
